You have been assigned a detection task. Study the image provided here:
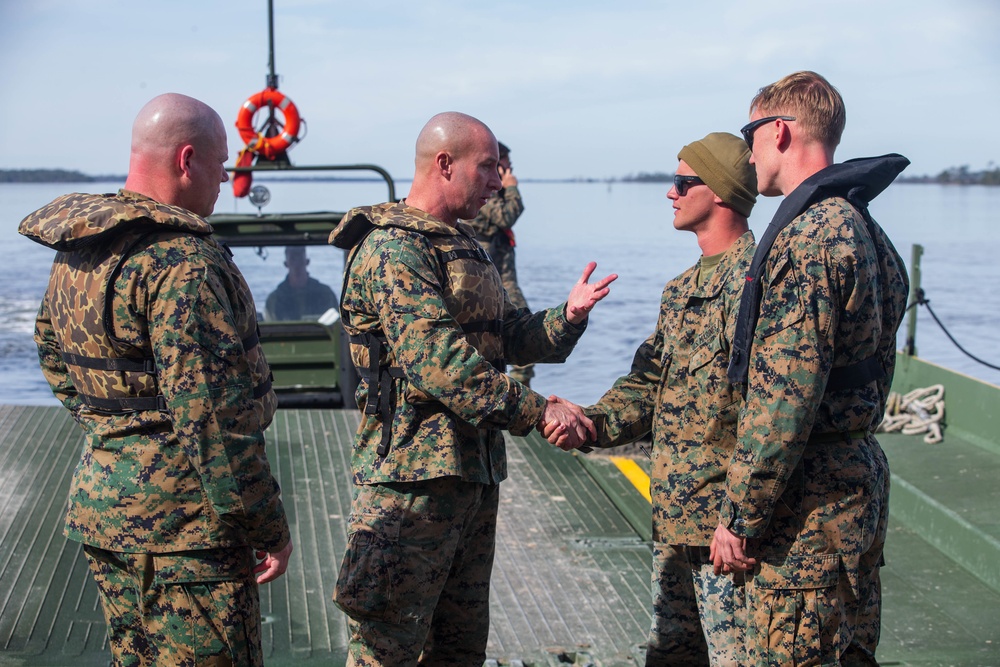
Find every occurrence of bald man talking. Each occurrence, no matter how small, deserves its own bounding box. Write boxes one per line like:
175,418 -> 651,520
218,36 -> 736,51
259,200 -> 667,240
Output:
20,93 -> 291,666
330,112 -> 617,666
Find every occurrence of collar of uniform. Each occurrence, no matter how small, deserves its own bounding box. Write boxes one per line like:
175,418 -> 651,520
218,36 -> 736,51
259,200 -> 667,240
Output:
691,230 -> 756,298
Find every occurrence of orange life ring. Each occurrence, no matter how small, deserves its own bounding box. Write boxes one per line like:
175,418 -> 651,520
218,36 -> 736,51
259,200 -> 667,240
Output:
235,88 -> 301,160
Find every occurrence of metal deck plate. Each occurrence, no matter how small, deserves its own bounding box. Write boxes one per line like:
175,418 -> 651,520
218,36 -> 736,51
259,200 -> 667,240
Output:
0,406 -> 651,666
3,404 -> 998,666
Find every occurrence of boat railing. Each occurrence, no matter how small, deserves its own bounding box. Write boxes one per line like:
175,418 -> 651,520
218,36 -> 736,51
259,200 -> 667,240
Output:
209,162 -> 397,247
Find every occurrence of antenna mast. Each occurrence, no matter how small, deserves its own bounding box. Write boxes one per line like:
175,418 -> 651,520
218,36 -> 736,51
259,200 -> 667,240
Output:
266,0 -> 278,89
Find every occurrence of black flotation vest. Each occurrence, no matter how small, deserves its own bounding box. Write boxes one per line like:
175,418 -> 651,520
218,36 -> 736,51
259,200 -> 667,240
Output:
727,154 -> 910,393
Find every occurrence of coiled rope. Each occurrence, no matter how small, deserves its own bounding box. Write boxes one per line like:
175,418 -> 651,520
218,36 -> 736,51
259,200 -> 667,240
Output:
877,384 -> 945,444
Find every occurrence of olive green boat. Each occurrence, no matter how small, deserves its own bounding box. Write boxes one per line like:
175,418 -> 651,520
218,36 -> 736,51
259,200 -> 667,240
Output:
1,155 -> 997,667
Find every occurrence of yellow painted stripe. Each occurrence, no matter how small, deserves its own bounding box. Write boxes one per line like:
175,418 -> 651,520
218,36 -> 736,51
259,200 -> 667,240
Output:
609,456 -> 652,503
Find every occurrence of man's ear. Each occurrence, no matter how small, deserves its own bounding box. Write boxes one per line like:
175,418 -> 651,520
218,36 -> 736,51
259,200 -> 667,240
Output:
775,119 -> 793,152
178,144 -> 196,178
436,151 -> 452,178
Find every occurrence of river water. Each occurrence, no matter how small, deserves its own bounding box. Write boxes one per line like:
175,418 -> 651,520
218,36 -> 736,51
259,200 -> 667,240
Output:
2,178 -> 999,407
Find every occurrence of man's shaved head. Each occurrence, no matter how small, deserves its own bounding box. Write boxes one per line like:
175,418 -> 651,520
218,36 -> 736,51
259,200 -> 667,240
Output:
415,112 -> 496,169
406,112 -> 501,225
124,93 -> 229,217
131,93 -> 223,161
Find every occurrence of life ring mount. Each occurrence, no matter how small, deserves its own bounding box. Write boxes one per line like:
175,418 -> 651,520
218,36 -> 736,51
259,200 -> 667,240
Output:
235,88 -> 301,161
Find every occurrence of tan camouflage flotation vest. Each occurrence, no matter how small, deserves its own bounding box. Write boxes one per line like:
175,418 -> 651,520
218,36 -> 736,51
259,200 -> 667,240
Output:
332,203 -> 507,456
21,192 -> 272,416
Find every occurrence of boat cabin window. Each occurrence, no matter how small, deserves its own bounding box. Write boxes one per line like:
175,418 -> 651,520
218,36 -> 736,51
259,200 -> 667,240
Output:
230,244 -> 344,322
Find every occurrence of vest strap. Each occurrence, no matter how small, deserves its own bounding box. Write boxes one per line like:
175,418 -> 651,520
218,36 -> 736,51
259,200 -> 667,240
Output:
62,352 -> 155,373
438,246 -> 491,264
826,355 -> 883,392
80,393 -> 167,414
460,319 -> 503,335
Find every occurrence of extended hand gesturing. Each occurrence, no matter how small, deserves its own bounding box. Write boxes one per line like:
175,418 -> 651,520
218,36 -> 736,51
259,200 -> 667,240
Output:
565,262 -> 618,325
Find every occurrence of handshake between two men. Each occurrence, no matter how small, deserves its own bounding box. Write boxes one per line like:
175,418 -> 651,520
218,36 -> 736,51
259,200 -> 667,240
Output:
539,395 -> 595,450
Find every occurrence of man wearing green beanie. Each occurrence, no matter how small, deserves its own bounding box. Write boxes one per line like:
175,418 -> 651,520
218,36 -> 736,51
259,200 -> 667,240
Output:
543,132 -> 758,666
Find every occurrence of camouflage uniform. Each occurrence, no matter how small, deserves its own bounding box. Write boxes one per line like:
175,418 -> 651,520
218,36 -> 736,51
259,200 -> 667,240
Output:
466,186 -> 534,384
721,158 -> 909,665
588,232 -> 754,666
19,190 -> 289,667
329,201 -> 586,666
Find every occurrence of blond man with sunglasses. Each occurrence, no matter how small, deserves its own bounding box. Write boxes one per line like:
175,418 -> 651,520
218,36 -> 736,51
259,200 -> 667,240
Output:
713,71 -> 909,666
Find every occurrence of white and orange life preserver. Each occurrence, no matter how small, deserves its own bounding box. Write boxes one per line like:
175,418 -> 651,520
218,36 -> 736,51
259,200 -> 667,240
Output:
235,88 -> 301,161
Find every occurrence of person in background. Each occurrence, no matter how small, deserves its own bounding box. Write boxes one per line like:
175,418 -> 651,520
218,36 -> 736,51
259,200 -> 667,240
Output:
19,92 -> 292,666
467,141 -> 534,386
545,132 -> 758,666
265,245 -> 338,320
712,71 -> 909,665
329,111 -> 617,667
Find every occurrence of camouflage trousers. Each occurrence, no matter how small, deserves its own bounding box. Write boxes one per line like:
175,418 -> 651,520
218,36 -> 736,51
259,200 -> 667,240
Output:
744,438 -> 889,666
646,544 -> 746,667
83,545 -> 262,667
745,555 -> 883,667
333,478 -> 499,667
481,235 -> 534,386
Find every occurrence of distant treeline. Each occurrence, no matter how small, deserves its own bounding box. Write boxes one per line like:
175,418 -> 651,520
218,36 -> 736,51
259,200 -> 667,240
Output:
0,169 -> 127,183
897,166 -> 1000,185
6,166 -> 1000,186
620,172 -> 674,183
623,167 -> 1000,186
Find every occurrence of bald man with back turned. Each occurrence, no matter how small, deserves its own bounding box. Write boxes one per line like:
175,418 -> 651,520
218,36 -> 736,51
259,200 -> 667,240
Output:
329,111 -> 617,666
19,93 -> 291,666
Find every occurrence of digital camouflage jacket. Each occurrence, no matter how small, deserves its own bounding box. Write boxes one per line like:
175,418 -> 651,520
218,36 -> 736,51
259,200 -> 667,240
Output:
19,190 -> 289,554
587,232 -> 755,545
467,186 -> 530,313
465,185 -> 524,246
721,156 -> 908,581
330,201 -> 585,485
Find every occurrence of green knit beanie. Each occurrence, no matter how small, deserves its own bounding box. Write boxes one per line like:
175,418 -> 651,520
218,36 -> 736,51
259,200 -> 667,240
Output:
677,132 -> 757,217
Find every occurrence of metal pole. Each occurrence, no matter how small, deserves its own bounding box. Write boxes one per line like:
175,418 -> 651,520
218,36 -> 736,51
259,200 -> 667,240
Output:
904,243 -> 923,357
266,0 -> 278,89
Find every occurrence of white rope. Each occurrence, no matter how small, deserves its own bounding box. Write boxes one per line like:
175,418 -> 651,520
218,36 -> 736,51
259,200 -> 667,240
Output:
877,384 -> 945,444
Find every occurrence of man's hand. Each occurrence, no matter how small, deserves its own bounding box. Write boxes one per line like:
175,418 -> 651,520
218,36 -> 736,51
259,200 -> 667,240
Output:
566,262 -> 618,325
710,523 -> 756,576
500,166 -> 518,188
254,541 -> 293,584
539,395 -> 594,450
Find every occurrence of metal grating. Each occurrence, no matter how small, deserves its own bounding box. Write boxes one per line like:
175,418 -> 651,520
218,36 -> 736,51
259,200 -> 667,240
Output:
488,433 -> 650,666
5,403 -> 1000,665
0,407 -> 652,666
0,405 -> 110,666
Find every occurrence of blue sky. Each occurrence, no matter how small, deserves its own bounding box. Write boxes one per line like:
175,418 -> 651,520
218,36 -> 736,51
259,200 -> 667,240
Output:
1,0 -> 998,180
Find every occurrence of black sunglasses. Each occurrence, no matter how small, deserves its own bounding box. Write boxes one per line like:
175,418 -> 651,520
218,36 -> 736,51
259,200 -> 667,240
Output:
740,115 -> 796,150
673,174 -> 705,196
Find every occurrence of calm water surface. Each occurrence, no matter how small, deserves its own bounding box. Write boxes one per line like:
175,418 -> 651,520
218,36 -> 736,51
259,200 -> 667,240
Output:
2,178 -> 998,406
